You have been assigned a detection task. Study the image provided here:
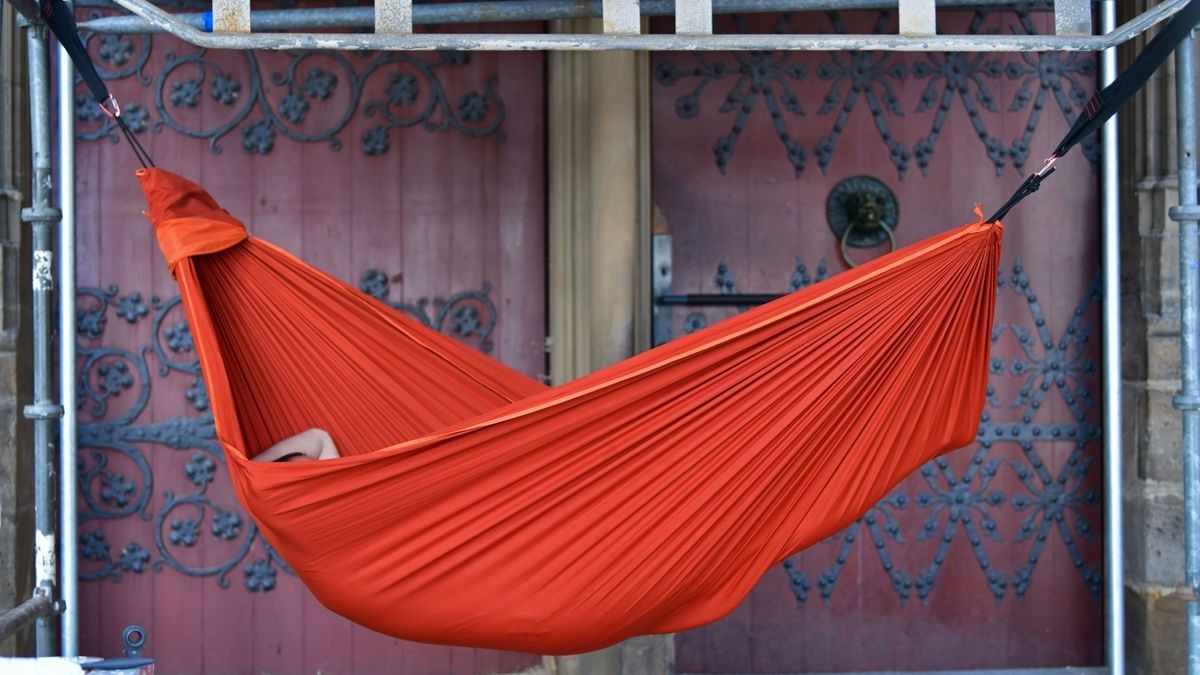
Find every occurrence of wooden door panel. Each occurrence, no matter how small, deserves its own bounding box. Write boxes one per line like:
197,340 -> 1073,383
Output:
70,4 -> 545,672
652,7 -> 1102,671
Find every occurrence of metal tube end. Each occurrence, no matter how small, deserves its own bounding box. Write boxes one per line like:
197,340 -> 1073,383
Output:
23,403 -> 64,420
1169,205 -> 1200,223
21,206 -> 63,223
1174,584 -> 1200,601
1173,394 -> 1200,411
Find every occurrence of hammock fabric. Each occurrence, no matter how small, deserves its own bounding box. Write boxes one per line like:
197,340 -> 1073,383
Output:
138,167 -> 1001,653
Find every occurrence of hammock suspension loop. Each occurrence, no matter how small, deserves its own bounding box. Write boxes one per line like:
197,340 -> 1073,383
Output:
97,93 -> 121,120
1033,154 -> 1060,178
38,0 -> 155,169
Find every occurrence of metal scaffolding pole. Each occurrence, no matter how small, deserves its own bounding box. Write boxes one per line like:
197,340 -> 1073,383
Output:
80,0 -> 1043,34
19,14 -> 63,658
1172,22 -> 1200,675
93,0 -> 1188,51
22,0 -> 1196,670
1098,2 -> 1124,673
57,0 -> 79,657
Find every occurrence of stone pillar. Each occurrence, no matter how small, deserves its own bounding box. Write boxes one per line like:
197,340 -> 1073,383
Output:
0,2 -> 35,657
547,20 -> 653,378
544,19 -> 667,675
1119,4 -> 1200,672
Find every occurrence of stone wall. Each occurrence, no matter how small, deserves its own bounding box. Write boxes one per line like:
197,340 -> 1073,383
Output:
544,21 -> 667,675
1119,5 -> 1200,672
0,4 -> 35,657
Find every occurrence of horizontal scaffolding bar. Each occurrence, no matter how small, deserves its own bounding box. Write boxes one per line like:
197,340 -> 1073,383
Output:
0,594 -> 56,644
96,0 -> 1190,51
81,0 -> 1046,34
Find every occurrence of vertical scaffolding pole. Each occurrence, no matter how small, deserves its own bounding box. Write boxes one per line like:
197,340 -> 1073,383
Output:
1171,19 -> 1200,675
57,2 -> 78,656
1099,2 -> 1124,673
20,16 -> 63,657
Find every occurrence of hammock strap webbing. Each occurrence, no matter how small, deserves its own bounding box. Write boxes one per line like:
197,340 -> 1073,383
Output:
39,0 -> 155,169
988,0 -> 1200,223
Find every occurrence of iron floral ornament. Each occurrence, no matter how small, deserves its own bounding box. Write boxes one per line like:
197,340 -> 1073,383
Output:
74,0 -> 506,155
785,263 -> 1102,605
77,278 -> 499,592
654,15 -> 810,176
669,257 -> 1101,605
654,5 -> 1099,178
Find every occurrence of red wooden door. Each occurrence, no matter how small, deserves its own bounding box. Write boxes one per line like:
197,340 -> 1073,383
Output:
652,7 -> 1103,671
69,4 -> 546,672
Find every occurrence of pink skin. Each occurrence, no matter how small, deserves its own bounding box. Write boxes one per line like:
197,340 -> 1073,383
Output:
253,428 -> 340,463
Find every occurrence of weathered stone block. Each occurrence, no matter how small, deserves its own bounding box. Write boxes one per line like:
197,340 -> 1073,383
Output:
1142,387 -> 1184,481
1124,488 -> 1185,586
549,636 -> 673,675
1126,382 -> 1147,486
617,635 -> 673,675
1126,586 -> 1186,675
1146,332 -> 1182,382
1123,307 -> 1149,382
1135,183 -> 1182,321
0,350 -> 31,657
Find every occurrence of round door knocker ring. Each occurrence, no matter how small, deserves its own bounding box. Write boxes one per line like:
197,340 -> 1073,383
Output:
840,220 -> 896,268
826,175 -> 900,268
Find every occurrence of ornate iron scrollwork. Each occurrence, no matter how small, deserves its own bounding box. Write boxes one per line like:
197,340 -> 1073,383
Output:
78,278 -> 499,592
782,264 -> 1102,606
74,0 -> 507,156
359,270 -> 498,353
654,4 -> 1099,178
653,16 -> 809,176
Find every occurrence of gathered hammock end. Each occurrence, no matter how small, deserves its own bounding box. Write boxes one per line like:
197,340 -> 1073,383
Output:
138,168 -> 248,276
137,167 -> 1002,654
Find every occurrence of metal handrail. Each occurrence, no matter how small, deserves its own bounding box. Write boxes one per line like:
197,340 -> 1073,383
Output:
103,0 -> 1190,51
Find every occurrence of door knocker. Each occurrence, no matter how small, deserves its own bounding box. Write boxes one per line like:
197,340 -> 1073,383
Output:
826,176 -> 899,268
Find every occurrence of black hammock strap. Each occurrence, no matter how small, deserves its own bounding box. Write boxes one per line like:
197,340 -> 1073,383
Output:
988,0 -> 1200,223
39,0 -> 154,169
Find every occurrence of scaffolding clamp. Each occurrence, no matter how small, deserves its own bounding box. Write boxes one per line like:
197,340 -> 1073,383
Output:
21,205 -> 62,225
23,402 -> 63,420
1169,204 -> 1200,223
1173,393 -> 1200,412
1174,584 -> 1200,602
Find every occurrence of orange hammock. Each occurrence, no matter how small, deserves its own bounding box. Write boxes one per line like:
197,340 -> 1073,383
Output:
138,167 -> 1001,654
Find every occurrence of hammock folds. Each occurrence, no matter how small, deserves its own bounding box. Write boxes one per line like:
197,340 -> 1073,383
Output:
137,167 -> 1001,653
